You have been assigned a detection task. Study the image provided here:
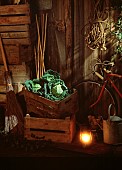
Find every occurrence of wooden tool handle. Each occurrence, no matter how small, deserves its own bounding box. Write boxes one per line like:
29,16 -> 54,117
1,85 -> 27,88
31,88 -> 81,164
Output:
0,36 -> 8,72
0,35 -> 13,91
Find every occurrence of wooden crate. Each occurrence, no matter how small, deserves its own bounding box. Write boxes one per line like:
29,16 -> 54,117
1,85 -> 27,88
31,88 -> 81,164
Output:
23,88 -> 79,119
0,4 -> 36,45
24,113 -> 76,143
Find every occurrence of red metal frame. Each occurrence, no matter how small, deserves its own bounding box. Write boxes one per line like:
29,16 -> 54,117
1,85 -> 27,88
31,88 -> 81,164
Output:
90,72 -> 122,108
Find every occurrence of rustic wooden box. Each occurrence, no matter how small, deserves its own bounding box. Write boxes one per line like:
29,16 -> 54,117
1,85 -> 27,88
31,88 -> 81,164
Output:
23,88 -> 79,119
24,113 -> 76,143
0,4 -> 36,45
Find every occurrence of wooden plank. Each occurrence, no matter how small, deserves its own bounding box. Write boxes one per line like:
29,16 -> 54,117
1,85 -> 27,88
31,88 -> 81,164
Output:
25,130 -> 71,143
2,38 -> 31,45
1,32 -> 30,39
64,0 -> 73,87
0,94 -> 6,102
0,44 -> 33,64
0,84 -> 6,93
12,75 -> 30,83
10,64 -> 28,75
0,44 -> 20,64
0,75 -> 5,84
0,62 -> 27,75
0,83 -> 18,94
0,25 -> 29,32
25,116 -> 70,132
0,16 -> 30,25
25,89 -> 59,108
0,4 -> 30,16
20,45 -> 33,62
26,101 -> 58,119
0,4 -> 35,45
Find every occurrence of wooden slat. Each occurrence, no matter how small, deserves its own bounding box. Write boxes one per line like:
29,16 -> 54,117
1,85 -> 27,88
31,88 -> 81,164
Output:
0,4 -> 30,16
0,4 -> 35,45
2,38 -> 31,45
0,74 -> 5,84
0,16 -> 30,25
0,25 -> 29,32
25,89 -> 59,108
0,44 -> 20,64
0,84 -> 6,93
0,94 -> 6,102
12,75 -> 30,83
20,45 -> 33,62
25,131 -> 72,143
64,0 -> 73,88
25,130 -> 71,143
1,32 -> 30,39
25,116 -> 70,132
0,64 -> 29,76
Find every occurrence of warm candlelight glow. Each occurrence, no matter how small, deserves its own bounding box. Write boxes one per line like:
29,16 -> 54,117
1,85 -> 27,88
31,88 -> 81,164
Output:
80,131 -> 92,145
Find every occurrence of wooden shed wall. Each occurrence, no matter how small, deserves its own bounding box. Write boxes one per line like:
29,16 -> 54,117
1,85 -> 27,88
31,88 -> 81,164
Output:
45,0 -> 100,87
45,0 -> 73,87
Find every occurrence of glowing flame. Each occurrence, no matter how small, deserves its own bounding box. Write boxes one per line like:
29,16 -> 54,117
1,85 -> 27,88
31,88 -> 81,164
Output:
80,131 -> 92,145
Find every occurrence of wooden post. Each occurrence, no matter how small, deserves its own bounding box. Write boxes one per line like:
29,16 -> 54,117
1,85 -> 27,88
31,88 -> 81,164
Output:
64,0 -> 73,88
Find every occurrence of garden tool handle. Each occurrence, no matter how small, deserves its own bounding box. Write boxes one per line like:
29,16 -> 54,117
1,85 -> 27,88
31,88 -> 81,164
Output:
0,35 -> 8,72
0,35 -> 14,91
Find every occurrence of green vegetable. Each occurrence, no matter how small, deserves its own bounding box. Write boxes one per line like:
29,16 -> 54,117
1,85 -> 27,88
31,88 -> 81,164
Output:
23,69 -> 71,101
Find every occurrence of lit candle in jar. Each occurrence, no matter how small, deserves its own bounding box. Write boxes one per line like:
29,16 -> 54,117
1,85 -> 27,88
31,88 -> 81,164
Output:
80,131 -> 92,147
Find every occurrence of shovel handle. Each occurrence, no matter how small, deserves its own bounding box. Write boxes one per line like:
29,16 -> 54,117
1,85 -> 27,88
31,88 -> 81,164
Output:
0,36 -> 8,72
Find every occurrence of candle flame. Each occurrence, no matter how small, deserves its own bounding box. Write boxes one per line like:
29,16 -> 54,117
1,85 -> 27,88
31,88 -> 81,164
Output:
80,131 -> 92,145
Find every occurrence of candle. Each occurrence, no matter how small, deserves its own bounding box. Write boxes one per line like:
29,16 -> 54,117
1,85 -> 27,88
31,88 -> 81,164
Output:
80,131 -> 92,147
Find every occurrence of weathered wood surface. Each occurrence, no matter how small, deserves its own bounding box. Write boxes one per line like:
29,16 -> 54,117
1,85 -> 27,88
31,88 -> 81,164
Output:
0,84 -> 6,93
0,4 -> 36,45
24,88 -> 79,119
0,44 -> 20,64
2,38 -> 31,45
0,93 -> 6,102
0,25 -> 29,32
0,4 -> 30,15
24,114 -> 76,143
0,16 -> 30,25
0,44 -> 33,64
1,32 -> 29,39
46,0 -> 73,87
